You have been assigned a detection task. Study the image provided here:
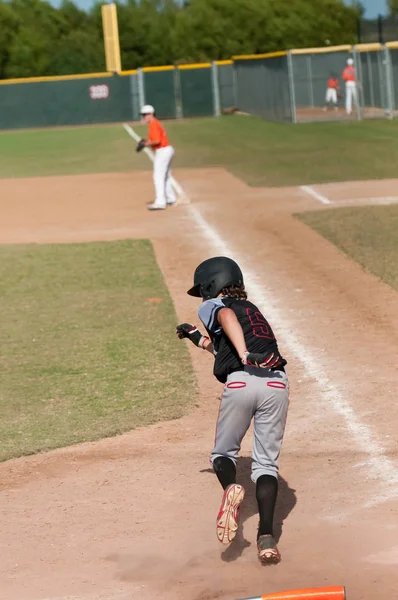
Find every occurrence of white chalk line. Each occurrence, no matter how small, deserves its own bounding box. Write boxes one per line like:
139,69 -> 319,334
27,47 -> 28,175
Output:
300,185 -> 331,204
122,123 -> 190,204
188,203 -> 398,516
337,196 -> 398,206
300,185 -> 398,207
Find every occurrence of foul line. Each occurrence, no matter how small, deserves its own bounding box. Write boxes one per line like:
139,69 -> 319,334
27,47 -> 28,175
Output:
300,186 -> 398,207
338,196 -> 398,206
300,185 -> 332,204
122,123 -> 189,204
188,203 -> 398,513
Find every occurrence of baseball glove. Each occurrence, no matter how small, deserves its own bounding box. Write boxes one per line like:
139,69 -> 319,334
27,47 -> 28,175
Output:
136,139 -> 146,153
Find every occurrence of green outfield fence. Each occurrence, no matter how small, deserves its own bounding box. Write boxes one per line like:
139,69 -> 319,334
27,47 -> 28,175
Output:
0,42 -> 398,130
0,61 -> 233,130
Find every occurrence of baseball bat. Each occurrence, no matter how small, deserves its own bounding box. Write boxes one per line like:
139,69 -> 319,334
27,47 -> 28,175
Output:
238,586 -> 346,600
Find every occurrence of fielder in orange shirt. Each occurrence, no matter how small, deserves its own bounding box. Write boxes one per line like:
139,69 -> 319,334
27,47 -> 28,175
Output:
342,58 -> 357,116
324,74 -> 340,111
140,105 -> 176,211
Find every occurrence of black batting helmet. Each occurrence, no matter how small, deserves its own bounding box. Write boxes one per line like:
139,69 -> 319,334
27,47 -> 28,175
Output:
187,257 -> 244,298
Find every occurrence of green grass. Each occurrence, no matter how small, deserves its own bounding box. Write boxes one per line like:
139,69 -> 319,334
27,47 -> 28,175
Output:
1,117 -> 398,186
297,205 -> 398,290
0,126 -> 135,178
0,240 -> 195,461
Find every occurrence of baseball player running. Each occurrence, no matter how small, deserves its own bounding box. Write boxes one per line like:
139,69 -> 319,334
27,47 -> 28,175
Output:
138,105 -> 176,211
342,58 -> 357,116
177,257 -> 289,564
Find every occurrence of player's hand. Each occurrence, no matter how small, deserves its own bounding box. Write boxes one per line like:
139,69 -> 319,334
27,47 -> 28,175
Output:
242,351 -> 283,369
136,139 -> 146,153
176,323 -> 209,348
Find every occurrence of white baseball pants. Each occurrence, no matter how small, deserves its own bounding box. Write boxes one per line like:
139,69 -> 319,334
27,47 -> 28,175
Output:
325,88 -> 337,105
153,145 -> 176,208
345,81 -> 357,115
211,367 -> 289,483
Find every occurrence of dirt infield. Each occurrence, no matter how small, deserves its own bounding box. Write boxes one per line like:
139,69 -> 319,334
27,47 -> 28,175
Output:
296,106 -> 398,122
0,170 -> 398,600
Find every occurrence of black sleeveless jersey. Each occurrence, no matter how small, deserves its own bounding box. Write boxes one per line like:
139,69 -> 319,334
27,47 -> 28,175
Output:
198,297 -> 286,383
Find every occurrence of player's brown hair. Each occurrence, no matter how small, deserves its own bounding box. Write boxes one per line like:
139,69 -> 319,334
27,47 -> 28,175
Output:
222,283 -> 247,300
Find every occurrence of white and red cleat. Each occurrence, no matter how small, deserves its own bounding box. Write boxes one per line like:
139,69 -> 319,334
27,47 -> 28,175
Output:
216,483 -> 245,544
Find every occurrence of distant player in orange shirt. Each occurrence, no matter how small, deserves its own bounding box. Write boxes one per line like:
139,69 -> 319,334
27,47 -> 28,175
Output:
323,74 -> 340,111
140,104 -> 176,211
342,58 -> 357,116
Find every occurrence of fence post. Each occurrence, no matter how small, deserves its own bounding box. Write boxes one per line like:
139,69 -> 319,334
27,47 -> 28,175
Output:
367,52 -> 375,107
129,73 -> 140,121
287,51 -> 297,124
137,68 -> 145,110
174,67 -> 183,119
384,46 -> 395,118
353,47 -> 362,120
211,61 -> 221,116
377,49 -> 388,115
232,61 -> 238,108
307,55 -> 314,108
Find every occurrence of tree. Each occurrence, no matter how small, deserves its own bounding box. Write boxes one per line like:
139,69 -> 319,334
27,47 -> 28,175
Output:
169,0 -> 359,65
0,3 -> 19,78
389,0 -> 398,14
5,0 -> 66,77
50,30 -> 104,75
0,0 -> 361,77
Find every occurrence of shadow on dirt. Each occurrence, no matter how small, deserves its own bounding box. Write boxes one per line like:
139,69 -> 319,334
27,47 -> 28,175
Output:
201,456 -> 297,563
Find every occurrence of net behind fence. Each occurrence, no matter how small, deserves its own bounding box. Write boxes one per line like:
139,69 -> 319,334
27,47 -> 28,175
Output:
143,69 -> 177,119
178,66 -> 214,117
217,62 -> 236,110
356,48 -> 391,117
288,44 -> 398,123
234,54 -> 292,122
0,74 -> 131,130
1,40 -> 398,131
291,49 -> 351,121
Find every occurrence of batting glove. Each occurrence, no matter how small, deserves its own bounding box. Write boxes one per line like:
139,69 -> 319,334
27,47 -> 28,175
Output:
242,351 -> 283,369
176,323 -> 209,349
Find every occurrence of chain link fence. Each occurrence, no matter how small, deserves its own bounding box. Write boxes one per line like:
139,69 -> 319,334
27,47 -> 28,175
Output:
234,53 -> 293,122
233,43 -> 398,124
1,44 -> 398,130
290,47 -> 351,122
128,62 -> 229,121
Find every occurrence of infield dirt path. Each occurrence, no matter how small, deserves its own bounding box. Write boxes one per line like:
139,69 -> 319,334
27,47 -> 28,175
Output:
0,170 -> 397,600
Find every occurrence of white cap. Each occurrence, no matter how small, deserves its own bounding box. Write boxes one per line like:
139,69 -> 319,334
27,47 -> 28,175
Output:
140,104 -> 155,115
347,58 -> 354,66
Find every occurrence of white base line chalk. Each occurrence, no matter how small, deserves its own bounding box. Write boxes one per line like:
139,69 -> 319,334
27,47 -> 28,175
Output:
123,123 -> 189,205
300,185 -> 332,205
188,202 -> 398,516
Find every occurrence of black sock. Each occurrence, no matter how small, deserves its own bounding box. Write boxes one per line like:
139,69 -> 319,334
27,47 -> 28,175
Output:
256,474 -> 278,539
213,456 -> 236,490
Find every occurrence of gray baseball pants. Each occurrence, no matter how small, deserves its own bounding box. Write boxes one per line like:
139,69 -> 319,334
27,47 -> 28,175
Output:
211,366 -> 289,482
